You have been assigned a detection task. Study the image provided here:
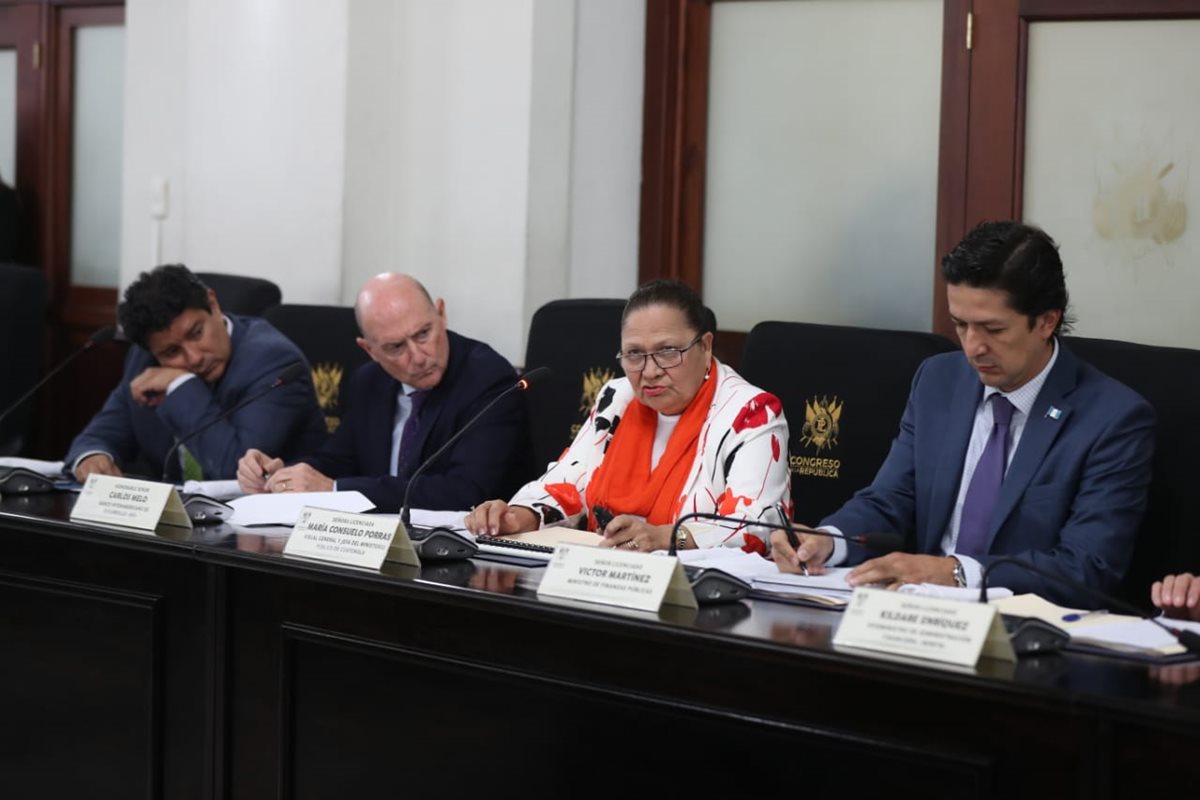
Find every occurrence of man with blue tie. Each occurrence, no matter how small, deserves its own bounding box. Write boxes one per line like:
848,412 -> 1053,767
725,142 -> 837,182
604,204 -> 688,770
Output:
772,221 -> 1155,606
66,265 -> 327,482
237,273 -> 529,512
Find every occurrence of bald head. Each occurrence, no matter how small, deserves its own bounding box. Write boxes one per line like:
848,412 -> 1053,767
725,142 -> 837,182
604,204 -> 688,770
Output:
354,273 -> 450,390
355,273 -> 434,336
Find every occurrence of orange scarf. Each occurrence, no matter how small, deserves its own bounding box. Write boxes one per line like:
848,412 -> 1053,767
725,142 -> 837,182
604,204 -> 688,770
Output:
586,362 -> 718,529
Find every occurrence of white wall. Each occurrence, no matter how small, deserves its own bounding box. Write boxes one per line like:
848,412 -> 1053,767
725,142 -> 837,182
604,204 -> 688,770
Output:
121,0 -> 647,362
568,0 -> 644,300
184,0 -> 348,302
120,0 -> 188,280
342,0 -> 536,361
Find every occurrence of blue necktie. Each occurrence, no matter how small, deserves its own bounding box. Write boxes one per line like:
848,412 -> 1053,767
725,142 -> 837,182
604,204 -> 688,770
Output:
394,390 -> 428,479
957,395 -> 1016,558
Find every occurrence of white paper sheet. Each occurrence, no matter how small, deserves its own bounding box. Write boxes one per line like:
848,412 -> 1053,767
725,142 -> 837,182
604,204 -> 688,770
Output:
1070,617 -> 1200,655
227,491 -> 374,526
898,584 -> 1013,602
752,567 -> 856,593
677,547 -> 781,579
182,479 -> 243,501
0,457 -> 66,477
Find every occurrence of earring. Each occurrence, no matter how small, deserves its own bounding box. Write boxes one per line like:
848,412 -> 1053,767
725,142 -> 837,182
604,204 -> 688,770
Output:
703,362 -> 712,381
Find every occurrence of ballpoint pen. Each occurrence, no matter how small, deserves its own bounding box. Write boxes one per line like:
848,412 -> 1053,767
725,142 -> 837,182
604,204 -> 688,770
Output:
779,506 -> 809,576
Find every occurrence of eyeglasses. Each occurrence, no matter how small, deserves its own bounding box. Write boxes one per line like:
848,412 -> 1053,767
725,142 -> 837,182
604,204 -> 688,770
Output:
616,334 -> 704,372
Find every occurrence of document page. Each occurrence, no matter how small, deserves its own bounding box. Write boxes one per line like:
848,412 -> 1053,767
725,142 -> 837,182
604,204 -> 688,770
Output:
0,457 -> 65,476
228,491 -> 374,526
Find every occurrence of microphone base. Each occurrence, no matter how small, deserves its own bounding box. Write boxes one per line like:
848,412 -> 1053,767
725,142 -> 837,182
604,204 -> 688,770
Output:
1002,615 -> 1069,656
408,527 -> 478,561
0,468 -> 56,495
685,566 -> 751,605
182,494 -> 235,526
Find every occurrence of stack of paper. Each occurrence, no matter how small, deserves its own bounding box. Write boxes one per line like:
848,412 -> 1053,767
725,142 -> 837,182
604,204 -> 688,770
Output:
994,594 -> 1200,660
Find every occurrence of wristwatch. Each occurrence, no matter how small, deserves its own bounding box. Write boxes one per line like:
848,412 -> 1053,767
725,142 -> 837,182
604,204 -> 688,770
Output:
676,525 -> 692,551
951,556 -> 967,588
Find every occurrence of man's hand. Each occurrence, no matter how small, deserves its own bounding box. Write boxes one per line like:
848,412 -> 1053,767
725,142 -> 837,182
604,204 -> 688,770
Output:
1152,573 -> 1200,621
263,463 -> 334,494
463,500 -> 539,537
74,453 -> 122,482
129,366 -> 190,407
769,528 -> 835,575
237,448 -> 284,494
848,553 -> 957,588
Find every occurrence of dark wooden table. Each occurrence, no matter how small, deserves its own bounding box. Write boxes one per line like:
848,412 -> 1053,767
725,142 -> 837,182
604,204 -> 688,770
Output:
2,493 -> 1197,799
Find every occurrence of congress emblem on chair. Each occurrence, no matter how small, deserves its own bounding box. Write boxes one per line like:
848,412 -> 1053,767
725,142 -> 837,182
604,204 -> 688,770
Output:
571,366 -> 617,438
800,395 -> 842,453
579,366 -> 616,414
311,362 -> 344,433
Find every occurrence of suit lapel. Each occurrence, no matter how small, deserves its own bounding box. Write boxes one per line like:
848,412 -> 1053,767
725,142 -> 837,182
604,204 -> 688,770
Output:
364,370 -> 399,476
985,347 -> 1077,549
925,365 -> 981,551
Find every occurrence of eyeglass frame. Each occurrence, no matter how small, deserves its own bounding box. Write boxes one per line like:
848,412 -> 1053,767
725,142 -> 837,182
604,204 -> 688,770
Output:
615,333 -> 706,372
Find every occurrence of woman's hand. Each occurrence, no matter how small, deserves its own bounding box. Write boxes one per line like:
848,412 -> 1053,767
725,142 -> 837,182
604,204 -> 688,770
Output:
464,500 -> 539,537
598,515 -> 673,552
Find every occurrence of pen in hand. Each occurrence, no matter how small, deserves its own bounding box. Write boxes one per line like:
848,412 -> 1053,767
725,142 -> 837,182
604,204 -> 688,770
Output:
782,519 -> 809,576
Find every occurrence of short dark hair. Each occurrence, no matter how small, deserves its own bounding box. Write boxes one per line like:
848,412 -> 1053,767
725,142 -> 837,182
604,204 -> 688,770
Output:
118,265 -> 212,348
622,279 -> 717,336
942,220 -> 1074,334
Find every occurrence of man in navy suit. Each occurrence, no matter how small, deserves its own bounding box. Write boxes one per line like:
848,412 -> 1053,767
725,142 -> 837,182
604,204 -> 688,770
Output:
66,265 -> 327,482
237,274 -> 530,512
772,221 -> 1154,605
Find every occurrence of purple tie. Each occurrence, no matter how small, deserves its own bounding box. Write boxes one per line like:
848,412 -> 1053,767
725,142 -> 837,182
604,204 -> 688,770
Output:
957,395 -> 1016,558
394,390 -> 428,479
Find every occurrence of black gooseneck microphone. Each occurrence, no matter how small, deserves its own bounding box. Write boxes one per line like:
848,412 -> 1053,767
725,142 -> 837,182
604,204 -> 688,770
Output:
0,325 -> 117,430
160,361 -> 308,482
399,366 -> 551,530
667,511 -> 904,604
979,556 -> 1200,657
668,511 -> 904,557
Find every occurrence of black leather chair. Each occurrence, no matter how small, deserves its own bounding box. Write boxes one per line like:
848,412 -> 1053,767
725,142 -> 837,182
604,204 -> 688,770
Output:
523,299 -> 627,472
0,264 -> 48,455
740,321 -> 957,525
1064,335 -> 1200,608
264,304 -> 370,434
196,272 -> 282,317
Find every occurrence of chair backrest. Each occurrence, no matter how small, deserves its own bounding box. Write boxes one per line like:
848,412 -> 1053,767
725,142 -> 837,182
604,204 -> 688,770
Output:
264,304 -> 370,434
523,299 -> 627,473
0,264 -> 48,455
196,272 -> 282,317
1063,335 -> 1200,607
740,321 -> 957,525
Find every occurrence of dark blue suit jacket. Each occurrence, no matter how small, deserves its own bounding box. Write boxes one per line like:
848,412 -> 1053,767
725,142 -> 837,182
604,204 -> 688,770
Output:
65,315 -> 328,480
303,331 -> 531,512
825,343 -> 1155,605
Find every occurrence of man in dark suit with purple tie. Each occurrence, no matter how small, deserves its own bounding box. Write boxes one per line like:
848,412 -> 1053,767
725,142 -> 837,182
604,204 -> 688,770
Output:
771,221 -> 1155,607
238,274 -> 529,512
